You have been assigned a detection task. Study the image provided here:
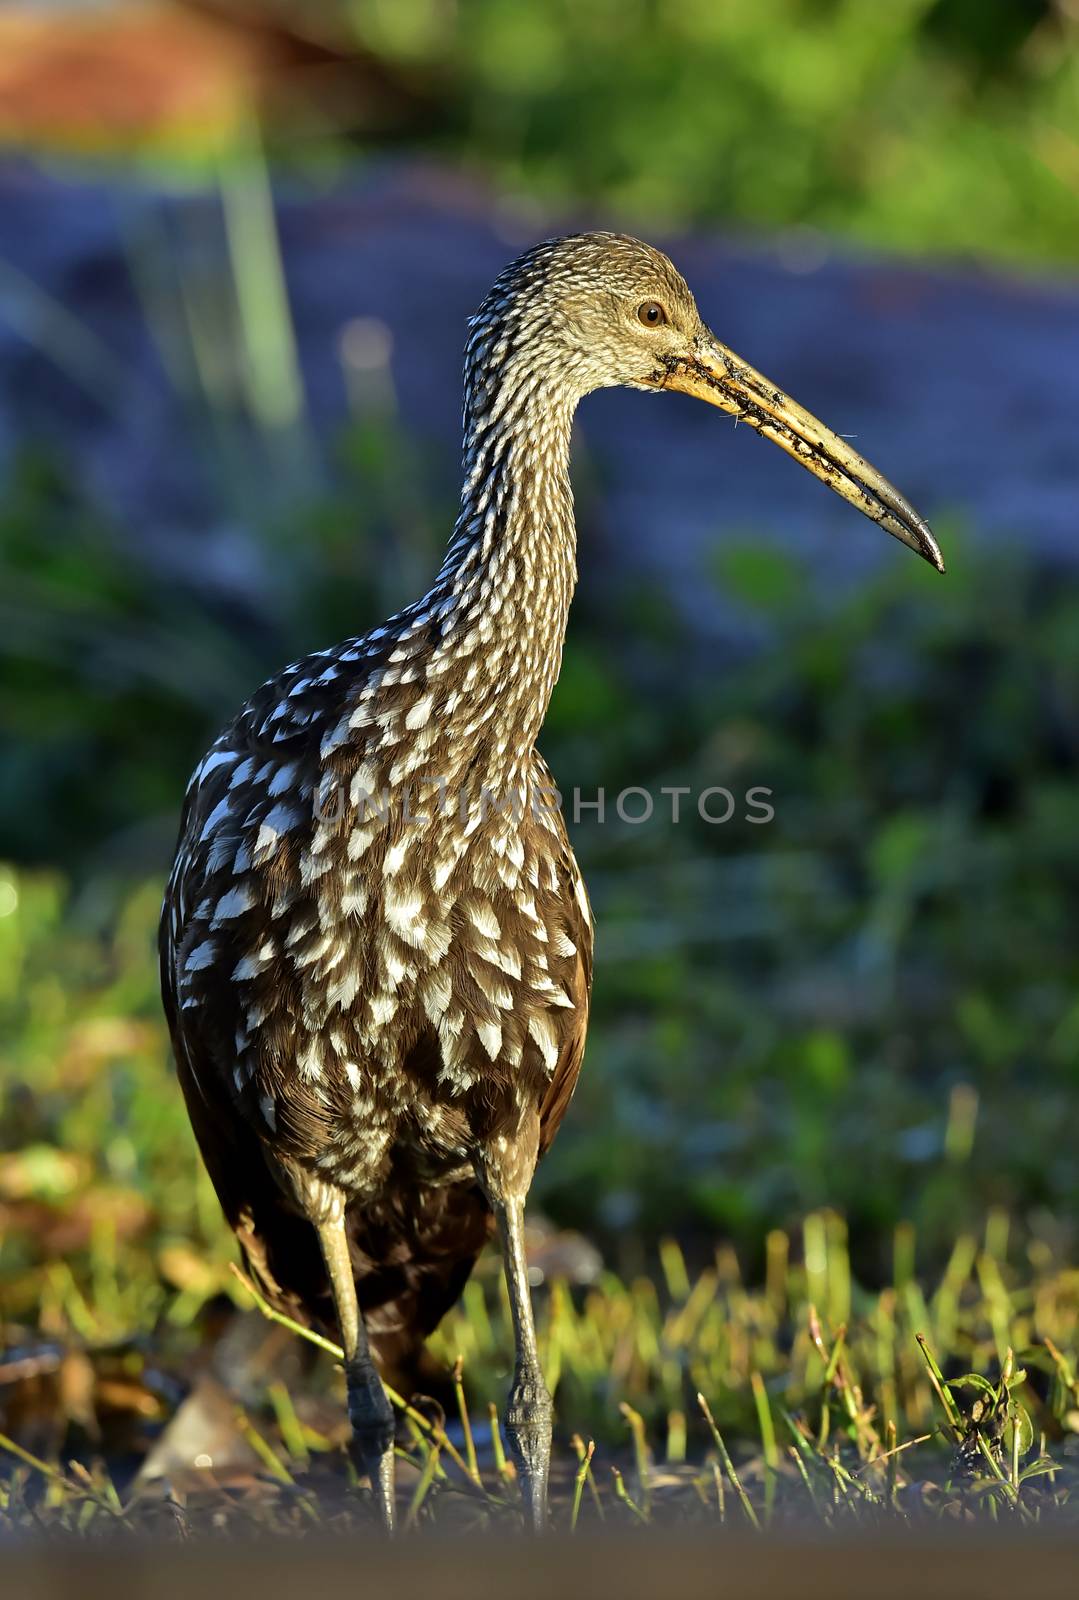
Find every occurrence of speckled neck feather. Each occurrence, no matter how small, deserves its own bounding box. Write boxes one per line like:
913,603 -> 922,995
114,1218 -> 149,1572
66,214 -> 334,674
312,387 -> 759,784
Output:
405,283 -> 581,787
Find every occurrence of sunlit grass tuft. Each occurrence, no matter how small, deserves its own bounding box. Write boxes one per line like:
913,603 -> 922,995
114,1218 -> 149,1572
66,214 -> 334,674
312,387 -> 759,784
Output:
2,1205 -> 1079,1536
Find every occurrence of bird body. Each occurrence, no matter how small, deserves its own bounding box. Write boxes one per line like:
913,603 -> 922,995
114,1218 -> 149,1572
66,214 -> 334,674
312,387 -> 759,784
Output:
162,233 -> 942,1529
162,655 -> 591,1342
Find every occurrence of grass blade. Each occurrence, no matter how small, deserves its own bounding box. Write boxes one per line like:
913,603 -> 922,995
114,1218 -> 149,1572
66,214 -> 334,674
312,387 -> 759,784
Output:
697,1392 -> 760,1531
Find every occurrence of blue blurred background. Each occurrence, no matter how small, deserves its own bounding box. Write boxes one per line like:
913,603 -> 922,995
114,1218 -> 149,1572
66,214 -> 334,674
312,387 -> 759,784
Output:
1,0 -> 1078,1302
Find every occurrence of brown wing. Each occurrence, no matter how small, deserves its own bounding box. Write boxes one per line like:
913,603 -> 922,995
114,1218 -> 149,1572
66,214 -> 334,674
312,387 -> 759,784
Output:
538,852 -> 594,1158
162,908 -> 494,1363
160,887 -> 334,1324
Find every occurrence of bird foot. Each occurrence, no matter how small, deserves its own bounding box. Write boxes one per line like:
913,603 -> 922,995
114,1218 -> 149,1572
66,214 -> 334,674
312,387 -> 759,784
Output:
347,1364 -> 396,1531
505,1367 -> 552,1532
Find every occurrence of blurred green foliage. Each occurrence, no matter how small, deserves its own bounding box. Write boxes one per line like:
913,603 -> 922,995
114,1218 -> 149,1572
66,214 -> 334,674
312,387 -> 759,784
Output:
543,532 -> 1079,1271
341,0 -> 1079,265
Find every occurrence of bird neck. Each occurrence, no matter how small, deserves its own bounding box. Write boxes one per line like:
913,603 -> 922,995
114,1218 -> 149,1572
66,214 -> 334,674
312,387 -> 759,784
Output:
418,384 -> 579,788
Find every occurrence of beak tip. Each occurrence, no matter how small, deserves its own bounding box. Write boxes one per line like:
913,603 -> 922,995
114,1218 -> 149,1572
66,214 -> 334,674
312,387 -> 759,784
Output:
921,531 -> 946,575
902,513 -> 945,574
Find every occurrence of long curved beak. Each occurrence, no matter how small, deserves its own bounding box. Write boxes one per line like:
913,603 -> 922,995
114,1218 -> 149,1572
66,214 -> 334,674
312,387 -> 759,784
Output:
660,333 -> 945,572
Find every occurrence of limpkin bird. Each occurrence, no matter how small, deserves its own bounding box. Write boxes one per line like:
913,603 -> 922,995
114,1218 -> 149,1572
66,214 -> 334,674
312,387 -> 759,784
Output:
161,233 -> 943,1530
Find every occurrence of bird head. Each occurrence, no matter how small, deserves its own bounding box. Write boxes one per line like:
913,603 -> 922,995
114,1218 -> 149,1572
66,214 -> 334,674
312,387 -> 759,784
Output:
468,232 -> 943,572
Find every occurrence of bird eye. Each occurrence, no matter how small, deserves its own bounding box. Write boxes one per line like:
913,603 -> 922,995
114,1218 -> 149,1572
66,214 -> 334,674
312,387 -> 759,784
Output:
637,300 -> 667,328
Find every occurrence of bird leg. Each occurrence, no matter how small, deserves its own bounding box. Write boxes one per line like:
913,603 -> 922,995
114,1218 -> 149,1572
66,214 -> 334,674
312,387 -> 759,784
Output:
495,1195 -> 552,1532
316,1212 -> 396,1531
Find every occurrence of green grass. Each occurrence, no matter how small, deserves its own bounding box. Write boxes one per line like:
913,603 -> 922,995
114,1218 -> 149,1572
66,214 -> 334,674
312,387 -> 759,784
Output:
3,1198 -> 1079,1535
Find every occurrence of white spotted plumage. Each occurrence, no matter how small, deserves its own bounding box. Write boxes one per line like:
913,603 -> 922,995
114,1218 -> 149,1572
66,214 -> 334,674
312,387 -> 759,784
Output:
159,236 -> 720,1295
